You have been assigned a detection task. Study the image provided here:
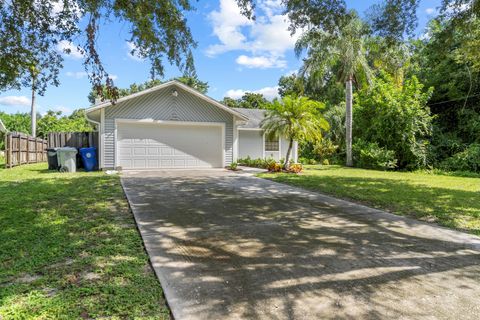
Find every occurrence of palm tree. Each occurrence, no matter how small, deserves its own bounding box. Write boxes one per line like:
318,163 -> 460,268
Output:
296,11 -> 371,167
261,96 -> 329,170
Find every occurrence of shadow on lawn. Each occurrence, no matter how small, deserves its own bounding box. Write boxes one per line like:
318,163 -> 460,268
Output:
122,173 -> 480,319
268,171 -> 480,235
0,169 -> 168,318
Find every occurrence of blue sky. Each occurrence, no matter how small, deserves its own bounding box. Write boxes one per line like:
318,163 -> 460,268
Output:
0,0 -> 441,115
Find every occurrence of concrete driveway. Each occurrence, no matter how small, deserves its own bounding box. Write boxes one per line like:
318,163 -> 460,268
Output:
121,170 -> 480,320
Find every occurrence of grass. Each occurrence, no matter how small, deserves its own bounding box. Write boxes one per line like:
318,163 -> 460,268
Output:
0,163 -> 169,319
258,165 -> 480,236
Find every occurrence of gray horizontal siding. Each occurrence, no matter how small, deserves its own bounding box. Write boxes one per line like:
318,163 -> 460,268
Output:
103,85 -> 234,168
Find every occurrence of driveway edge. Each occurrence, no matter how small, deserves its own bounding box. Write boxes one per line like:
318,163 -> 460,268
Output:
252,174 -> 480,252
119,176 -> 176,320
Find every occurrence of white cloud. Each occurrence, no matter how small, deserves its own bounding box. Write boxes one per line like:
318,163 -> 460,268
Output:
206,0 -> 299,69
52,105 -> 73,114
205,0 -> 253,56
66,71 -> 117,81
444,2 -> 471,15
66,71 -> 88,79
51,0 -> 82,17
57,40 -> 84,59
236,55 -> 286,68
0,96 -> 30,107
255,86 -> 280,99
126,41 -> 144,61
425,8 -> 437,15
225,85 -> 279,100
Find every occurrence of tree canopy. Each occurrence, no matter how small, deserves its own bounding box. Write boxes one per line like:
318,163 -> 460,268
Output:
221,93 -> 270,109
0,109 -> 94,148
0,0 -> 199,99
87,76 -> 209,104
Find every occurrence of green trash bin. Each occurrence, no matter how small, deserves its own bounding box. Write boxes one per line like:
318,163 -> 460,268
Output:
57,147 -> 78,172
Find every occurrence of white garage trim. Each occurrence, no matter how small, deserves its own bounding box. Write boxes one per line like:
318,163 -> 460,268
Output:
238,128 -> 263,131
114,118 -> 225,169
100,108 -> 105,169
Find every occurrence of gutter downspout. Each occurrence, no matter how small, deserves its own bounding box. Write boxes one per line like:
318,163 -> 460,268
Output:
85,112 -> 102,169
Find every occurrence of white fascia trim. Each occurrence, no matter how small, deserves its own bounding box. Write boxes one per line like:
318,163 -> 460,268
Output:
238,128 -> 264,131
85,80 -> 248,121
233,117 -> 238,162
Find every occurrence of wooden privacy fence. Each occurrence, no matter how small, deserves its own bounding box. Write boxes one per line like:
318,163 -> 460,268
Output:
47,132 -> 98,149
4,132 -> 48,168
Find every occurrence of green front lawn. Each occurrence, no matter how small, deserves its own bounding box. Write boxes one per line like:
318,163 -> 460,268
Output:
259,165 -> 480,235
0,163 -> 169,319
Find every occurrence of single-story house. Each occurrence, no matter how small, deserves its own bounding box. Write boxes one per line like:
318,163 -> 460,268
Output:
85,80 -> 298,170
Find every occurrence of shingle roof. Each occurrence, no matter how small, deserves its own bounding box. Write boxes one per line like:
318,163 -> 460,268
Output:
232,108 -> 267,129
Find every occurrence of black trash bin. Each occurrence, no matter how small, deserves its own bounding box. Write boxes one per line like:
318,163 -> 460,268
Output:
46,148 -> 59,170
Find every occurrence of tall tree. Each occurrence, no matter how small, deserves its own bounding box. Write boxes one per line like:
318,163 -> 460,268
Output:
296,12 -> 371,166
261,96 -> 329,169
278,73 -> 304,97
285,0 -> 478,41
28,65 -> 39,137
0,0 -> 198,101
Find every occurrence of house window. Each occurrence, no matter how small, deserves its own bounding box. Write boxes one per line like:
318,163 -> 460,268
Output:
265,135 -> 279,151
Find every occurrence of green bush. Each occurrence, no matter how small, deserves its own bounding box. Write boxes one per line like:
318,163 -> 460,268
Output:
229,162 -> 238,170
440,144 -> 480,173
238,157 -> 276,169
353,139 -> 397,170
313,138 -> 338,161
299,157 -> 318,165
354,73 -> 433,169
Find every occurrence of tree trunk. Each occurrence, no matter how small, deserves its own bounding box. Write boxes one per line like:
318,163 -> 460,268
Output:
30,78 -> 36,137
284,138 -> 294,170
345,77 -> 353,167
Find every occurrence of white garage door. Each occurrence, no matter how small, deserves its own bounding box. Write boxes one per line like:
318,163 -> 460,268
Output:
117,122 -> 223,169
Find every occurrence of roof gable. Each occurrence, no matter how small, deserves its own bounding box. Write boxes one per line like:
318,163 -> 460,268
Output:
85,80 -> 248,120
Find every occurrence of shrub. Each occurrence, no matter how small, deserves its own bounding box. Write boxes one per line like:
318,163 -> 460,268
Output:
322,159 -> 330,165
353,139 -> 397,170
299,157 -> 318,165
313,138 -> 338,162
354,73 -> 433,169
229,162 -> 238,170
298,157 -> 308,164
238,157 -> 276,169
267,162 -> 282,172
288,163 -> 303,173
440,144 -> 480,173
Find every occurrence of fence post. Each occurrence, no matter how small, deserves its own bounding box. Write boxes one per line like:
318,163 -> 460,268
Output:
7,133 -> 13,168
27,136 -> 30,164
4,133 -> 7,168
